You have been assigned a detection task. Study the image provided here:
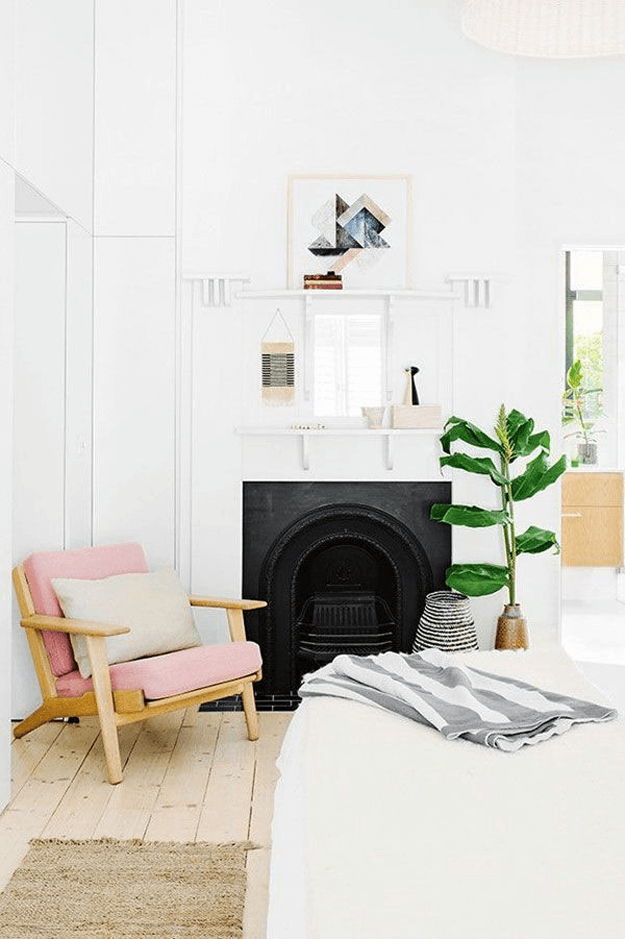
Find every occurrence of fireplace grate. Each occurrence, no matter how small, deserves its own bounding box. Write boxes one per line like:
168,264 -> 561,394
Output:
296,592 -> 396,663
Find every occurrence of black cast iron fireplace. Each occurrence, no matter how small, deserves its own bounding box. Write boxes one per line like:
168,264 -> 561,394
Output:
240,482 -> 451,708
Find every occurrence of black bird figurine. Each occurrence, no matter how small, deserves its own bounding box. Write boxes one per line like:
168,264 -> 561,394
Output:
403,366 -> 420,406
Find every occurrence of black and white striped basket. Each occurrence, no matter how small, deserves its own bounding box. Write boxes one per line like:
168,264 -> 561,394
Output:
412,590 -> 479,653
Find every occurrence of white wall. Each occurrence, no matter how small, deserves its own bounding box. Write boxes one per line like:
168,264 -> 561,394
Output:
181,0 -> 520,647
9,0 -> 180,716
14,0 -> 94,231
94,0 -> 176,236
8,0 -> 180,717
91,0 -> 178,570
0,167 -> 14,807
9,0 -> 625,726
180,0 -> 625,649
182,0 -> 516,284
0,0 -> 15,165
0,0 -> 15,809
11,0 -> 97,717
514,56 -> 625,637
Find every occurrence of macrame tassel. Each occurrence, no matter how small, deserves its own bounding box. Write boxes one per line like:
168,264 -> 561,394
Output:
261,311 -> 295,406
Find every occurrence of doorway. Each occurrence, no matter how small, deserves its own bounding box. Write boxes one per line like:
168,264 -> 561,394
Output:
560,247 -> 625,710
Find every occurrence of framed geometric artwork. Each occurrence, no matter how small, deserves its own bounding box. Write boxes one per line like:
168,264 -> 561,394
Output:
287,174 -> 413,290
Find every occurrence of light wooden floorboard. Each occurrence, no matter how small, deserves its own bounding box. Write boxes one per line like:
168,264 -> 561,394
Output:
244,847 -> 272,939
195,713 -> 257,844
0,719 -> 100,891
93,711 -> 186,840
144,711 -> 221,843
3,710 -> 292,937
249,713 -> 291,847
41,721 -> 145,840
11,720 -> 65,799
244,714 -> 291,939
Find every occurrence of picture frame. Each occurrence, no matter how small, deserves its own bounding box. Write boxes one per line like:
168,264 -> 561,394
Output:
287,174 -> 414,290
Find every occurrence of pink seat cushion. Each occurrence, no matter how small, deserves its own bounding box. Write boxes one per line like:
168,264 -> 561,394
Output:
55,641 -> 262,700
24,544 -> 149,676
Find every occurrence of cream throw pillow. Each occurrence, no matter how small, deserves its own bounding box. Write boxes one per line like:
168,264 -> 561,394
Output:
51,569 -> 202,679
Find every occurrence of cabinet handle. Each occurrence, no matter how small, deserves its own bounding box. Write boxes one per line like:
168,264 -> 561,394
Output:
562,512 -> 582,518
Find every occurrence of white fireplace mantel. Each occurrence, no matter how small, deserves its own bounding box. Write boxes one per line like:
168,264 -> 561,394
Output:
235,426 -> 441,471
235,288 -> 460,301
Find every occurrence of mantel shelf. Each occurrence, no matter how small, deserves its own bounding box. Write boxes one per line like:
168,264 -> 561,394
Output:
235,426 -> 442,471
235,427 -> 440,436
234,288 -> 460,301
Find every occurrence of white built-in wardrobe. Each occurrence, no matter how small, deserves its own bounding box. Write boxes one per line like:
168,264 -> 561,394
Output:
11,212 -> 179,720
12,216 -> 92,718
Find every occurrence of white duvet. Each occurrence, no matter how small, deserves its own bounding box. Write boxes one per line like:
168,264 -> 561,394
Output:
267,646 -> 625,939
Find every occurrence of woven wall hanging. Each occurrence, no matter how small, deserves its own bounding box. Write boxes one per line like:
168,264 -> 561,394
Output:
261,309 -> 295,406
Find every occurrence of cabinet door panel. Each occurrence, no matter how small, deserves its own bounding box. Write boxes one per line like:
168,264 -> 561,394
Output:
13,221 -> 67,719
562,473 -> 623,508
562,506 -> 623,567
93,237 -> 176,569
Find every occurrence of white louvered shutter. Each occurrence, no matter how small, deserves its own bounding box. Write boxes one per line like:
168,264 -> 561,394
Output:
313,314 -> 383,418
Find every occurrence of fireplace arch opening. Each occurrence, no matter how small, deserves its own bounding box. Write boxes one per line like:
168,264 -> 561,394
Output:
259,503 -> 434,696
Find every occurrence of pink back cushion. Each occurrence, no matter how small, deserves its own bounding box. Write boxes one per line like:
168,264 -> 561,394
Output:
23,543 -> 149,677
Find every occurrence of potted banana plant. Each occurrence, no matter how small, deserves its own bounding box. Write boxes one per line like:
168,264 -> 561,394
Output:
562,359 -> 602,466
430,405 -> 566,649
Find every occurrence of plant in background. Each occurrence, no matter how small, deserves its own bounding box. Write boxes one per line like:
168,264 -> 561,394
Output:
430,406 -> 566,649
562,358 -> 602,465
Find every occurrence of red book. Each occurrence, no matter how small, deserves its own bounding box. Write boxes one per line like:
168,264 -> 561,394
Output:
304,283 -> 343,290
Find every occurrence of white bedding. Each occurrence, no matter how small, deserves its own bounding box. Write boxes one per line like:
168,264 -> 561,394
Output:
267,646 -> 625,939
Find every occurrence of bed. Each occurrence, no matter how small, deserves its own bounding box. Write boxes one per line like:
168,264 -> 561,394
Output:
267,645 -> 625,938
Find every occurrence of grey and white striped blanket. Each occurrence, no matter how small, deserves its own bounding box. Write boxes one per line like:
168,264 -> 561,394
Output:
299,649 -> 617,751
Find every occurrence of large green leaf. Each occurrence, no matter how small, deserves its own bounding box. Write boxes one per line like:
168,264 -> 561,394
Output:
440,416 -> 503,456
511,452 -> 567,501
526,429 -> 551,454
431,503 -> 509,528
445,563 -> 510,597
515,525 -> 560,555
508,411 -> 534,460
507,409 -> 531,443
440,452 -> 508,487
506,408 -> 551,459
506,409 -> 525,436
567,359 -> 583,390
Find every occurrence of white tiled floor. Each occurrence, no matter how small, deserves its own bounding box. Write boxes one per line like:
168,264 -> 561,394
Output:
562,598 -> 625,711
562,599 -> 625,665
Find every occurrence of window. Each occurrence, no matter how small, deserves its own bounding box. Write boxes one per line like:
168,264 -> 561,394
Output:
565,250 -> 604,421
313,314 -> 383,418
563,247 -> 625,468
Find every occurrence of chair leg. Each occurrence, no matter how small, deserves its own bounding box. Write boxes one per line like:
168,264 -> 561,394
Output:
13,704 -> 51,739
242,683 -> 259,741
85,636 -> 123,785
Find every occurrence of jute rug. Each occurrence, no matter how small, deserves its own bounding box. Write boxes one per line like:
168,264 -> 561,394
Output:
0,839 -> 254,938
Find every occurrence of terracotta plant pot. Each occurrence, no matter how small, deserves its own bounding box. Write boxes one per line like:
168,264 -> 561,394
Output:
495,603 -> 529,650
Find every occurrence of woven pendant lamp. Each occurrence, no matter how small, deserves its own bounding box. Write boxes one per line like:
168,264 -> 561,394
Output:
461,0 -> 625,58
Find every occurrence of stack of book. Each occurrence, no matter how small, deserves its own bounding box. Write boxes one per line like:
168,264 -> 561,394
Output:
303,272 -> 343,290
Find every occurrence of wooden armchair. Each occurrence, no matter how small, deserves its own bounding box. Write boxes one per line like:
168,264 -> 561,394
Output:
13,544 -> 265,785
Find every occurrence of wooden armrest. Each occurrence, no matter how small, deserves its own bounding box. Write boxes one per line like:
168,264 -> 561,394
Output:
189,595 -> 267,611
21,614 -> 130,638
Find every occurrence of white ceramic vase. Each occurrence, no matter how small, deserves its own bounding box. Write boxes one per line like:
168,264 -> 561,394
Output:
362,406 -> 386,429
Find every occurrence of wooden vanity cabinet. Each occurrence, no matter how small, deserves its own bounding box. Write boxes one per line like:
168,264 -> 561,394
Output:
561,472 -> 624,567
